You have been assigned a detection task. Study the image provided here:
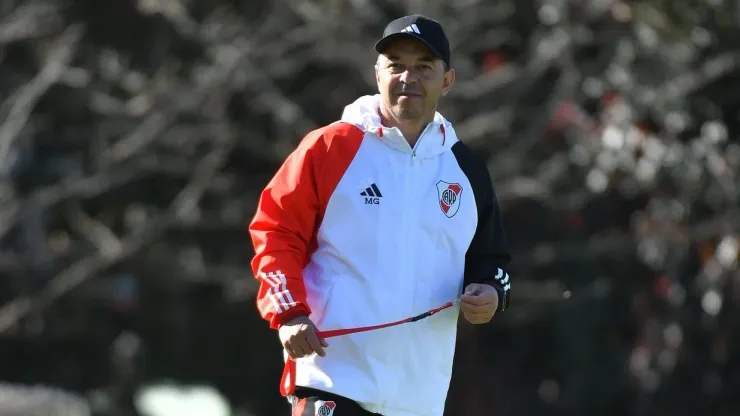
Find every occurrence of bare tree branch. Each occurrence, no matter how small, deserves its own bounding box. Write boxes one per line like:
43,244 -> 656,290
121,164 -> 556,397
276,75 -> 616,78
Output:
0,138 -> 233,334
0,2 -> 63,45
65,201 -> 124,258
0,24 -> 83,168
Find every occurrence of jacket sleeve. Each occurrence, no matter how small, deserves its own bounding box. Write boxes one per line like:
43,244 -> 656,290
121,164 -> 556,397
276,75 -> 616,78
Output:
249,135 -> 322,329
464,168 -> 512,313
452,141 -> 512,312
249,123 -> 365,329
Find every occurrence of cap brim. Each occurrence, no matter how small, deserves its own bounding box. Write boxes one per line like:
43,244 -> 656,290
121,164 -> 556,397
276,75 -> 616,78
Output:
374,33 -> 445,62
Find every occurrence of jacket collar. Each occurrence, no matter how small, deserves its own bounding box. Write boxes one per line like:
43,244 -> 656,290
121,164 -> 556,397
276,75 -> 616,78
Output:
340,94 -> 458,158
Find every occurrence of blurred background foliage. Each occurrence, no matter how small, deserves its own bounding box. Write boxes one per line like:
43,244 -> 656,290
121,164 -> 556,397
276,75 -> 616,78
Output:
0,0 -> 738,415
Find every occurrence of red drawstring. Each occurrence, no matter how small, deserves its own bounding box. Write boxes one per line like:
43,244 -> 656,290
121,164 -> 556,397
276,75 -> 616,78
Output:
377,127 -> 383,137
279,300 -> 458,397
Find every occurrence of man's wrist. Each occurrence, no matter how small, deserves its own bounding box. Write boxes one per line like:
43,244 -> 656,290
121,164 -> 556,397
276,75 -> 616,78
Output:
273,305 -> 311,329
482,280 -> 507,313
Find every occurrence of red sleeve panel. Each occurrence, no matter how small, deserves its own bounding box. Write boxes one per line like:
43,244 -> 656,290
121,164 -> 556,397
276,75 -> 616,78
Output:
249,122 -> 364,329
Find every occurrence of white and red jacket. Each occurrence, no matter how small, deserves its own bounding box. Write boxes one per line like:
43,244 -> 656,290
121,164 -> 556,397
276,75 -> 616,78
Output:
249,94 -> 511,416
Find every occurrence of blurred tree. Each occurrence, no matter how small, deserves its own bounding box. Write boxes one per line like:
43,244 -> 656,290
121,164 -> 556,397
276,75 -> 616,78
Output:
0,0 -> 738,415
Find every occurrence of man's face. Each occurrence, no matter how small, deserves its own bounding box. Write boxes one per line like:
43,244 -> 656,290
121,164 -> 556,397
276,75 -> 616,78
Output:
375,38 -> 455,121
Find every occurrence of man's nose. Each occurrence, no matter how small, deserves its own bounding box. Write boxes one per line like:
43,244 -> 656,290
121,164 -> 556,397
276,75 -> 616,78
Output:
398,68 -> 418,83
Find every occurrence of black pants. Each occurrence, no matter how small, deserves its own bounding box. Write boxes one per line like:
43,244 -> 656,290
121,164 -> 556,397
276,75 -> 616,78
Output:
291,387 -> 382,416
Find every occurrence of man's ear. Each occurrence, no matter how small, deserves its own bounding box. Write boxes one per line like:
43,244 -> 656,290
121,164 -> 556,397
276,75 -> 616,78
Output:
375,55 -> 383,89
441,68 -> 455,96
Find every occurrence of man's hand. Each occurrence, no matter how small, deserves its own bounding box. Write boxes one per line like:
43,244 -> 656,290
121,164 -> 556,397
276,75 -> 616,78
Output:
460,283 -> 499,324
278,315 -> 328,359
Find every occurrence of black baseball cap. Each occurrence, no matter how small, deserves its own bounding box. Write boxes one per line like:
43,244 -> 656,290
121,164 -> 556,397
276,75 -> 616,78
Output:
374,15 -> 451,69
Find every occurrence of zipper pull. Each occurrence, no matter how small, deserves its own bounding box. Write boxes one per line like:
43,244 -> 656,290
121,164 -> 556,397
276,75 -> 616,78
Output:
412,150 -> 416,160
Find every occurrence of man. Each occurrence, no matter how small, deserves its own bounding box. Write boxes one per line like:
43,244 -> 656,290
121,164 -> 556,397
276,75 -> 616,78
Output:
249,14 -> 512,416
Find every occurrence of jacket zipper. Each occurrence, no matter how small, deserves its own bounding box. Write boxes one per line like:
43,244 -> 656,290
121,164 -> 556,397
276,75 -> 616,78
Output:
384,124 -> 433,409
406,124 -> 431,311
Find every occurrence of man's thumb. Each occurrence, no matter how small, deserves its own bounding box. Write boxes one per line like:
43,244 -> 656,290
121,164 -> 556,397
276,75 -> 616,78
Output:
464,284 -> 479,295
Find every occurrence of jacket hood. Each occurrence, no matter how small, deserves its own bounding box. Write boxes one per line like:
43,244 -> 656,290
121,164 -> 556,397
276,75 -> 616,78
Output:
339,94 -> 458,158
